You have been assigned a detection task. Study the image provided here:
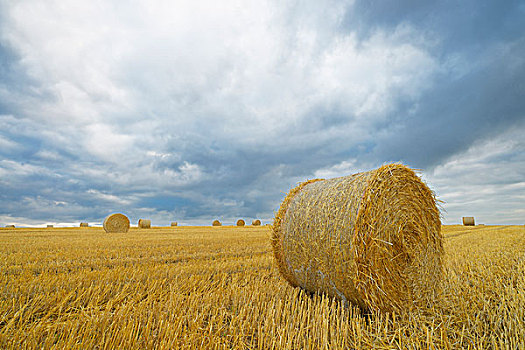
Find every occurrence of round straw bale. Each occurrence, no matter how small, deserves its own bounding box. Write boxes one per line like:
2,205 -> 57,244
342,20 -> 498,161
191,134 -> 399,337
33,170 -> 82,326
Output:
138,219 -> 151,228
271,164 -> 443,313
252,219 -> 261,226
80,222 -> 88,227
6,225 -> 15,228
212,220 -> 222,226
236,219 -> 245,227
462,217 -> 475,226
103,213 -> 130,233
47,224 -> 53,228
171,222 -> 178,227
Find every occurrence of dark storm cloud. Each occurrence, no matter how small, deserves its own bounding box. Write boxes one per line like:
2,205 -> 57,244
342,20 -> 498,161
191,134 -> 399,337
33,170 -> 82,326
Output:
339,0 -> 525,169
371,37 -> 525,167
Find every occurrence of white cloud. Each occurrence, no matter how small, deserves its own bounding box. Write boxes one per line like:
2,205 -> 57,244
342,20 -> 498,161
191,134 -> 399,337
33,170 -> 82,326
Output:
83,123 -> 135,162
424,128 -> 525,224
313,159 -> 362,179
0,1 -> 438,141
85,189 -> 134,206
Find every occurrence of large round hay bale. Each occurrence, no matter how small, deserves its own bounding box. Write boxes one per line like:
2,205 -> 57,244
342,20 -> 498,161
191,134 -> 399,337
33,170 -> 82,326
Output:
171,222 -> 178,227
271,164 -> 443,312
462,217 -> 475,226
212,220 -> 222,226
80,222 -> 88,227
138,219 -> 151,228
103,213 -> 130,233
236,219 -> 245,227
252,219 -> 261,226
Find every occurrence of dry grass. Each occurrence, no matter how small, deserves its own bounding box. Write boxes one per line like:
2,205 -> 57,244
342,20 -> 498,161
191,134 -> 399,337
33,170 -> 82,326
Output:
0,225 -> 524,349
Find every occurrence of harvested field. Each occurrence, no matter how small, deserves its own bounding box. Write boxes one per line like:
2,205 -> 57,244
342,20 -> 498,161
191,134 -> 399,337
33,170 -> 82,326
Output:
0,225 -> 524,348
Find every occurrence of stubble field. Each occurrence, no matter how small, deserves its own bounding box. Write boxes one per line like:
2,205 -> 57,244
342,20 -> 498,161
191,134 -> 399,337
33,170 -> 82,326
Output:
1,224 -> 524,349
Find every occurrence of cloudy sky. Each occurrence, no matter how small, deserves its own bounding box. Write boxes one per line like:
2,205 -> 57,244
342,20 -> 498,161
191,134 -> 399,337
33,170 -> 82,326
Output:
1,0 -> 524,227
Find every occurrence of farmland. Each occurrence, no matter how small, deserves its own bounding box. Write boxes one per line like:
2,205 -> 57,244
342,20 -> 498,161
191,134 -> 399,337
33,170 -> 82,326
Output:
1,225 -> 524,349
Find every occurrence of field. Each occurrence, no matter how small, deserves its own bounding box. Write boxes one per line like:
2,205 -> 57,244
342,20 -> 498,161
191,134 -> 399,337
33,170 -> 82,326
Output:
1,225 -> 524,349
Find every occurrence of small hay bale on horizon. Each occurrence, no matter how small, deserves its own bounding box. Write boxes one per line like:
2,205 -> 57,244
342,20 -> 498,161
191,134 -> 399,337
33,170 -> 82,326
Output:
252,219 -> 261,226
271,163 -> 443,313
462,217 -> 475,226
103,213 -> 130,233
171,222 -> 178,227
47,225 -> 53,228
212,220 -> 222,226
80,222 -> 89,227
138,219 -> 151,229
5,225 -> 15,228
236,219 -> 245,227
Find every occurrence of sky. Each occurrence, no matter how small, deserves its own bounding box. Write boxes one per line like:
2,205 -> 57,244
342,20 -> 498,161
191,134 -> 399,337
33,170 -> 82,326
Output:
0,0 -> 524,227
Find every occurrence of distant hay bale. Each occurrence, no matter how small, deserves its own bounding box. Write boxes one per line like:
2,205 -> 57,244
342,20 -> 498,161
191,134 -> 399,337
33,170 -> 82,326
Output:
252,219 -> 261,226
47,225 -> 53,228
80,222 -> 88,227
462,217 -> 475,226
171,222 -> 178,227
236,219 -> 245,227
212,220 -> 222,226
6,225 -> 15,228
138,219 -> 151,229
103,213 -> 130,233
271,164 -> 443,313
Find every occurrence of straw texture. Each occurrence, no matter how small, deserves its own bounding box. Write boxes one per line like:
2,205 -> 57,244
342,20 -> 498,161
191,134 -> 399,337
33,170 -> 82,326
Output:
252,219 -> 261,226
462,217 -> 475,226
138,219 -> 151,229
80,222 -> 88,227
271,164 -> 443,312
212,220 -> 222,226
236,219 -> 245,227
103,213 -> 130,233
171,222 -> 178,227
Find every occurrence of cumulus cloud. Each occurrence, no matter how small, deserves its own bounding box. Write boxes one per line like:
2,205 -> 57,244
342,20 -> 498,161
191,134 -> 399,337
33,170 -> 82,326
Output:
0,0 -> 523,226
